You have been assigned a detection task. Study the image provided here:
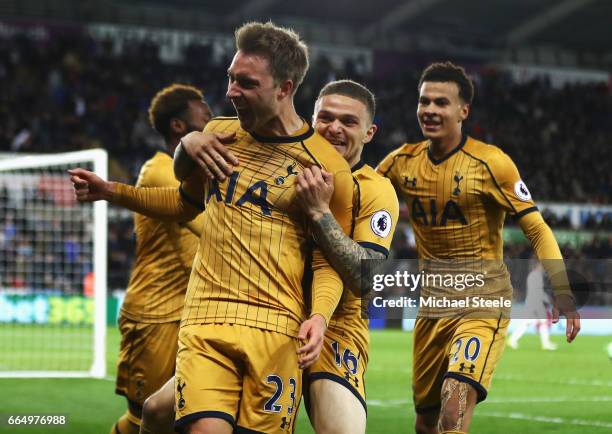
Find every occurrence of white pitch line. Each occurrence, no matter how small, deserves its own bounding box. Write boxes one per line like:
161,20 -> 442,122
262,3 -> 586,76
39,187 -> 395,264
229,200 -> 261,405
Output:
495,373 -> 612,388
366,396 -> 612,407
368,366 -> 410,373
367,370 -> 612,388
486,396 -> 612,404
479,411 -> 612,429
366,399 -> 410,407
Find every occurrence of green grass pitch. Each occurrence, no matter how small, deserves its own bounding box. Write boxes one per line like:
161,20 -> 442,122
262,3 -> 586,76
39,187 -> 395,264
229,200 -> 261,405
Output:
1,328 -> 611,433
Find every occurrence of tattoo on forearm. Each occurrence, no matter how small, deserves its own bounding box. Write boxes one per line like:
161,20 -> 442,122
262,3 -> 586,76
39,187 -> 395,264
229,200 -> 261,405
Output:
312,212 -> 385,290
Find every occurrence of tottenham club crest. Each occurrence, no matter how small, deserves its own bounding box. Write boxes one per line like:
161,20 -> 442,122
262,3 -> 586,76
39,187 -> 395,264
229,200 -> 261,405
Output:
370,210 -> 392,238
452,172 -> 463,196
275,162 -> 298,185
514,180 -> 532,201
176,378 -> 186,410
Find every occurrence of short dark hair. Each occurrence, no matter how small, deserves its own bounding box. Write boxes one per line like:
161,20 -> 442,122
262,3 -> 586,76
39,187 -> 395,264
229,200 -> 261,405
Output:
418,61 -> 474,104
317,79 -> 376,122
235,21 -> 309,94
148,84 -> 203,139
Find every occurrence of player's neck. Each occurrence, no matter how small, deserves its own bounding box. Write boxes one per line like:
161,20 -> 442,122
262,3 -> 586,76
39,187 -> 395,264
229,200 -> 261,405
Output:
254,102 -> 303,138
165,136 -> 180,155
348,149 -> 364,169
428,133 -> 463,160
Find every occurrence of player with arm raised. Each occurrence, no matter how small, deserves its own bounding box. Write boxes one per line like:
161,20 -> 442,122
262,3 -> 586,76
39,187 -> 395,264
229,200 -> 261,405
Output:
376,62 -> 580,434
109,84 -> 210,434
70,22 -> 353,434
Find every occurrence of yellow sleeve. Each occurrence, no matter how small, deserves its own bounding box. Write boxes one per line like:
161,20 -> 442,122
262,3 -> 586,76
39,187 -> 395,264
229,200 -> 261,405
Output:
310,247 -> 343,325
112,169 -> 205,222
486,149 -> 537,218
518,211 -> 572,297
137,154 -> 178,189
309,165 -> 354,325
181,214 -> 204,237
328,168 -> 354,235
352,177 -> 399,258
375,147 -> 403,190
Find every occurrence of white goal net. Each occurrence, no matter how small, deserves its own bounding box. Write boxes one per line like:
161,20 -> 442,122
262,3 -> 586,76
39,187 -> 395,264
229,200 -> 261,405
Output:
0,149 -> 107,378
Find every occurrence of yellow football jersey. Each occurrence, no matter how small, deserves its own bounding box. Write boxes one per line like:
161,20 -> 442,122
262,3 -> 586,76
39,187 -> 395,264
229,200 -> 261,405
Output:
377,136 -> 537,316
121,152 -> 200,323
328,162 -> 399,354
179,117 -> 354,336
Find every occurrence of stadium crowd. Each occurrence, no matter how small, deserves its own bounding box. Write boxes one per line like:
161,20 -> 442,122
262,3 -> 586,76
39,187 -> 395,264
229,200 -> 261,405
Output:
0,29 -> 609,296
1,30 -> 610,202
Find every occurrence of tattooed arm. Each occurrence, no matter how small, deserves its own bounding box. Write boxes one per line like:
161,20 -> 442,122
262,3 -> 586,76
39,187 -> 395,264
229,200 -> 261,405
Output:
311,212 -> 385,289
295,166 -> 385,290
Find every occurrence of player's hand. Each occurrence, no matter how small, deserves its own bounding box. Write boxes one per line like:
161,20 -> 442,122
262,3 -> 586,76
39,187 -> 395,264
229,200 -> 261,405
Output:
295,166 -> 334,221
552,294 -> 581,343
180,131 -> 238,181
297,313 -> 327,369
67,168 -> 114,202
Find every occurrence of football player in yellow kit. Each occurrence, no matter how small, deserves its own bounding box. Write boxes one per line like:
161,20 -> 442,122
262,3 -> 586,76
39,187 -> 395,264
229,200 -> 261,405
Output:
70,22 -> 353,434
109,84 -> 210,434
174,79 -> 399,434
297,80 -> 398,434
377,61 -> 580,434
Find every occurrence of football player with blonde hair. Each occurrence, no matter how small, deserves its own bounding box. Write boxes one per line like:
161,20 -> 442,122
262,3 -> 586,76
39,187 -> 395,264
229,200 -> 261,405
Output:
70,22 -> 353,434
173,79 -> 399,434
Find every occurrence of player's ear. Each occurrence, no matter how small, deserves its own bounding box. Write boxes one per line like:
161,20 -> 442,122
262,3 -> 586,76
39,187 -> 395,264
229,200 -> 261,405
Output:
363,123 -> 378,144
278,79 -> 294,99
312,99 -> 321,125
459,103 -> 470,121
170,117 -> 187,135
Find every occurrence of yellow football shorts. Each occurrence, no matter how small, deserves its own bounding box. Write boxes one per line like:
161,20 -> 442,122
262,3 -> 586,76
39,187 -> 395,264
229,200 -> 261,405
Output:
412,316 -> 509,413
174,323 -> 302,433
305,325 -> 368,412
115,316 -> 180,406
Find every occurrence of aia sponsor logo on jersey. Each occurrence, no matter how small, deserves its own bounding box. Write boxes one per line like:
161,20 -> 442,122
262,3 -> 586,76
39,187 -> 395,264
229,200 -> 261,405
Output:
410,198 -> 467,226
207,172 -> 272,216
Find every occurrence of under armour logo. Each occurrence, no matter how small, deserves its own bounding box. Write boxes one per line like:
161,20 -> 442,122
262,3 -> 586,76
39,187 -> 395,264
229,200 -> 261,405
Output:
280,416 -> 291,430
344,371 -> 360,388
275,162 -> 298,185
459,362 -> 475,374
403,176 -> 417,188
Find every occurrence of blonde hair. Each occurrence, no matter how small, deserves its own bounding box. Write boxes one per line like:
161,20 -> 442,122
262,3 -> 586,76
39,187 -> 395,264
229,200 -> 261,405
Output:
235,21 -> 309,94
318,79 -> 376,122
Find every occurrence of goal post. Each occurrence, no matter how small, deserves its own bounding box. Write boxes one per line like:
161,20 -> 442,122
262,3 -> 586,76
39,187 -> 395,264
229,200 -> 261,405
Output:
0,149 -> 107,378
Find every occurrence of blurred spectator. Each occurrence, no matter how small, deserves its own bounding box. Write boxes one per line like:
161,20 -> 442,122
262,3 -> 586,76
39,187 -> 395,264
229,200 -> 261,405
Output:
1,30 -> 610,201
0,28 -> 609,299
